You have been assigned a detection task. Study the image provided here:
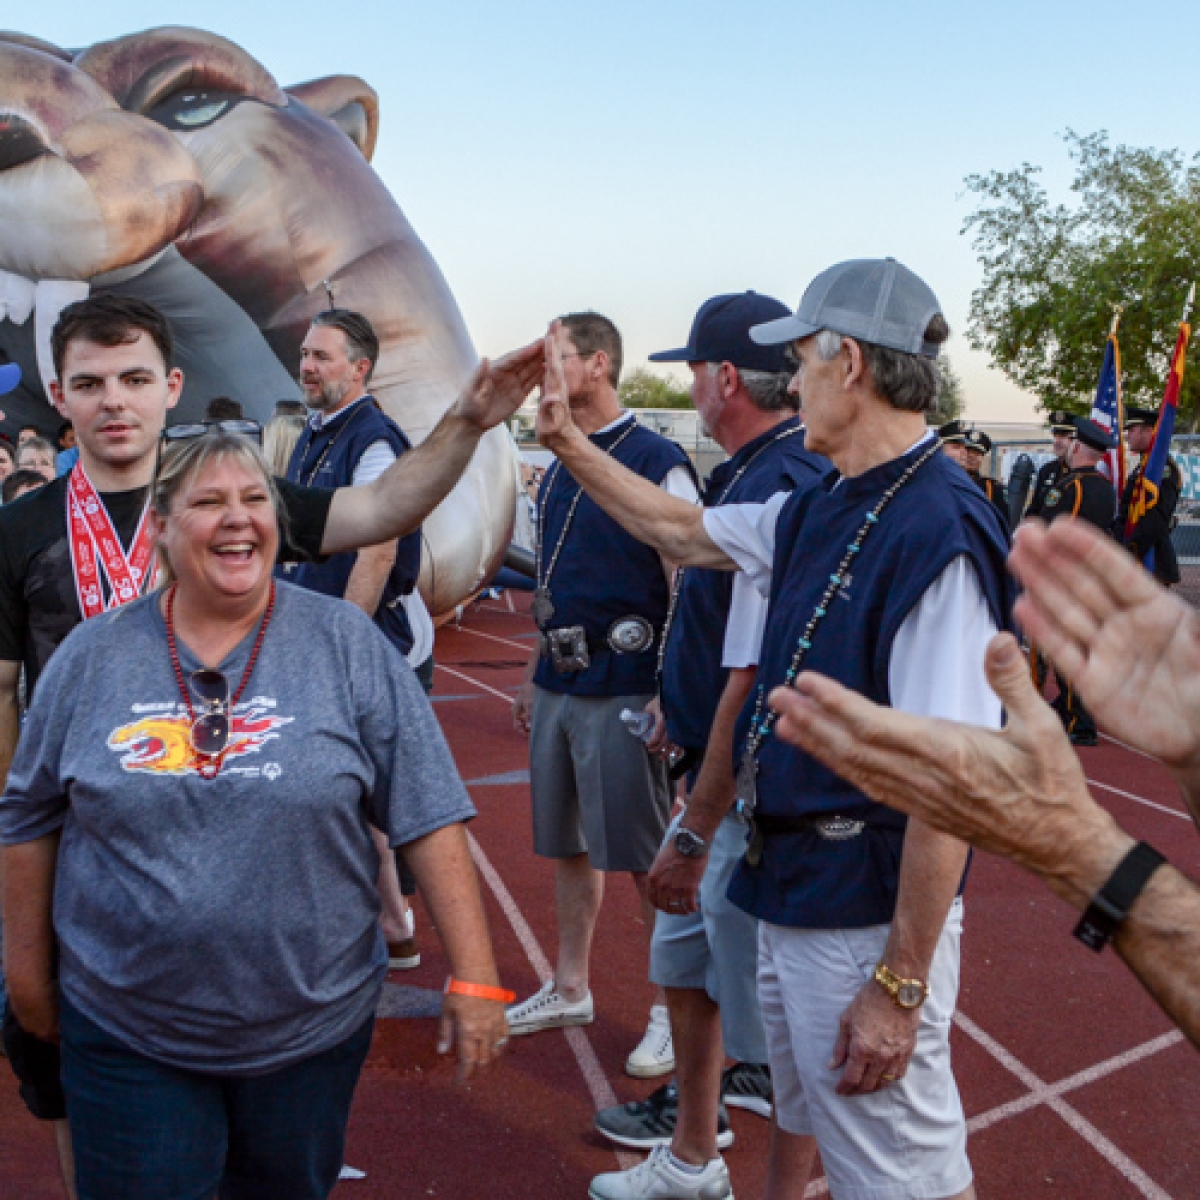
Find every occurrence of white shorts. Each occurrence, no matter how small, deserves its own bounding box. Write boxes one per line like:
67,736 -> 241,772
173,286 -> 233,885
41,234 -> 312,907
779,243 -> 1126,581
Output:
758,897 -> 972,1200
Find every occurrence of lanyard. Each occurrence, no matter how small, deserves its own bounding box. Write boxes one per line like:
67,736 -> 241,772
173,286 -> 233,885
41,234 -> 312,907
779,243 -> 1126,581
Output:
66,464 -> 155,620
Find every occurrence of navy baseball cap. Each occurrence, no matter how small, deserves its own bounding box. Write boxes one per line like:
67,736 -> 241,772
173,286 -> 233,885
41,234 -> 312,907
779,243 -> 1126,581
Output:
649,292 -> 793,373
751,258 -> 944,358
0,363 -> 19,396
1073,417 -> 1116,452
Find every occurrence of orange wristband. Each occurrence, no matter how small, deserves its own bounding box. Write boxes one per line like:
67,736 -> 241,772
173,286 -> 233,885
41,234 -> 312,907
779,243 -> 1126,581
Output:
445,977 -> 515,1003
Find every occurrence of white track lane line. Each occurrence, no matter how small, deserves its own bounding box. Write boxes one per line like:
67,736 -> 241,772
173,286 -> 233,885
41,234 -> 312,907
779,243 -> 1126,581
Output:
1100,733 -> 1159,761
1087,777 -> 1191,821
467,832 -> 639,1172
435,663 -> 518,705
966,1030 -> 1185,1133
954,1012 -> 1173,1199
440,656 -> 637,1171
454,625 -> 533,654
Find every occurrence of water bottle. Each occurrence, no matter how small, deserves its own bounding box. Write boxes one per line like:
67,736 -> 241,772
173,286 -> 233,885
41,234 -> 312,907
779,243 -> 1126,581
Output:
620,708 -> 656,740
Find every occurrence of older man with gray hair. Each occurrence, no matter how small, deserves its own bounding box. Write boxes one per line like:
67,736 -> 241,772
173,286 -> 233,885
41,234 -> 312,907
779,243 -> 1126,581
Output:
540,259 -> 1014,1200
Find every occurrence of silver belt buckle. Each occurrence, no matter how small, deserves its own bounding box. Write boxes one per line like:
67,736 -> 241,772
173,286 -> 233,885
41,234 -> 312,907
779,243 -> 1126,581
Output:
813,816 -> 865,841
607,615 -> 654,654
543,626 -> 590,674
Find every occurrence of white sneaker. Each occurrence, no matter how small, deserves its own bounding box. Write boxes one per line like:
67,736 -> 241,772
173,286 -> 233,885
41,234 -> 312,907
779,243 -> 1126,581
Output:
626,1004 -> 675,1078
589,1146 -> 732,1200
506,979 -> 594,1035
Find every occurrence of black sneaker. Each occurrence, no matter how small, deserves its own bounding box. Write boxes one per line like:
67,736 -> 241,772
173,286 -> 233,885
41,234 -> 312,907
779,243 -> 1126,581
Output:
721,1062 -> 772,1119
593,1081 -> 734,1150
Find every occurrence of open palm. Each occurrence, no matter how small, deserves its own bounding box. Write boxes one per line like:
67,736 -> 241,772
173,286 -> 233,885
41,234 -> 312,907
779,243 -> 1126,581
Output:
1012,519 -> 1200,770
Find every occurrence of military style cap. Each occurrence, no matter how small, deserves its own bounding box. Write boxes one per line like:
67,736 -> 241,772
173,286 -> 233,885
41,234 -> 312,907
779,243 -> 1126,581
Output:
1073,416 -> 1116,452
1048,409 -> 1075,434
938,418 -> 969,444
963,428 -> 993,454
1123,405 -> 1159,429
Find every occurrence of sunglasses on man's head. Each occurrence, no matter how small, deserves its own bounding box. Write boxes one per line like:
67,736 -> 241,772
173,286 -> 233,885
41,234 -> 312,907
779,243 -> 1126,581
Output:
189,668 -> 232,756
163,419 -> 264,447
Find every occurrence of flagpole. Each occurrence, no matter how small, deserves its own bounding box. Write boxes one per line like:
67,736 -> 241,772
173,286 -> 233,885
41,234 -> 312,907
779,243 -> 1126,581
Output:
1182,282 -> 1196,326
1109,303 -> 1126,496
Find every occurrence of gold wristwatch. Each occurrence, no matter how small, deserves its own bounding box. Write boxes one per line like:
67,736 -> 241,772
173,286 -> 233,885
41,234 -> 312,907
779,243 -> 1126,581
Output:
874,963 -> 929,1010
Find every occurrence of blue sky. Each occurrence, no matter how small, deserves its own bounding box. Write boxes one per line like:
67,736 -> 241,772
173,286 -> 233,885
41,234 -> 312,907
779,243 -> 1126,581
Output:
11,1 -> 1200,420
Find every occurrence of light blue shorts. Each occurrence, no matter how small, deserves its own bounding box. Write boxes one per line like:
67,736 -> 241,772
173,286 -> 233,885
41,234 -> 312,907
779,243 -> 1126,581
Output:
649,810 -> 767,1066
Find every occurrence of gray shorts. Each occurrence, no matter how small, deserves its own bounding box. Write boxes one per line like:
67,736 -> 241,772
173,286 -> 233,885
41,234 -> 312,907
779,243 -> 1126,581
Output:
649,811 -> 767,1065
529,689 -> 671,873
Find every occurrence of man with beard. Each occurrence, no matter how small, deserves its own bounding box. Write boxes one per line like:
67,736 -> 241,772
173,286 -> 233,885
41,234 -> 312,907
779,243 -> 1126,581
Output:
283,308 -> 434,969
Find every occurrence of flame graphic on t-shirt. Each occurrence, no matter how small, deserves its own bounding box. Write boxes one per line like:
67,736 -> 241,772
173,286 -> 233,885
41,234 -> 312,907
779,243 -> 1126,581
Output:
107,706 -> 292,774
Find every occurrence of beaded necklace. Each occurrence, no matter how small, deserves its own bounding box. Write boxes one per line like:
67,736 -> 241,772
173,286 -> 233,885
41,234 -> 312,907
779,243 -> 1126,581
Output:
532,418 -> 638,628
166,582 -> 276,780
655,424 -> 801,686
735,439 -> 942,816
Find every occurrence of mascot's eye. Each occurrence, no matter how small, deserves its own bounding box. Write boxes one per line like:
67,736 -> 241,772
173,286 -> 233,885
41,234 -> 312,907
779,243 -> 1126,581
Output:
0,114 -> 46,170
146,90 -> 240,131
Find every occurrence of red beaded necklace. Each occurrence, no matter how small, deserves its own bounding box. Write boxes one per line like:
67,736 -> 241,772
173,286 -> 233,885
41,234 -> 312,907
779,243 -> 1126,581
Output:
166,582 -> 276,779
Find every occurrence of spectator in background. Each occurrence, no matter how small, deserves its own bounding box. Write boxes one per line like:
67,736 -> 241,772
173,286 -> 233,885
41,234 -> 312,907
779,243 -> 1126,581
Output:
56,422 -> 79,477
3,470 -> 49,506
274,399 -> 308,419
204,396 -> 245,422
17,424 -> 39,449
0,439 -> 15,486
16,437 -> 56,483
264,413 -> 308,478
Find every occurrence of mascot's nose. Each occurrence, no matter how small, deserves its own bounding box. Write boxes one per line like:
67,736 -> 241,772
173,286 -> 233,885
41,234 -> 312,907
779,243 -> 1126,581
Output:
0,115 -> 44,172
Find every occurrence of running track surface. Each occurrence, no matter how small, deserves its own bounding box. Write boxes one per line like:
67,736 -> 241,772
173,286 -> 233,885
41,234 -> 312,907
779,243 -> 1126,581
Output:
2,594 -> 1197,1199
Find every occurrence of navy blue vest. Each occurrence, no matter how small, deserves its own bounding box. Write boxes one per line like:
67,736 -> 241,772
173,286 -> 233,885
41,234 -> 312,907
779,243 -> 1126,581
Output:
534,416 -> 692,697
728,440 -> 1016,930
661,420 -> 828,751
282,397 -> 423,654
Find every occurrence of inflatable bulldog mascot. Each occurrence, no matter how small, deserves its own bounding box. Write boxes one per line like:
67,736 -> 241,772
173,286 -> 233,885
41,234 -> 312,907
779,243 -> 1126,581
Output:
0,26 -> 518,615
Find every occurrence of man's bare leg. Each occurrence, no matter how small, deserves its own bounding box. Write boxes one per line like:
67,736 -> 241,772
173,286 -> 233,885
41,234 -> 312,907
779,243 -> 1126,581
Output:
763,1120 -> 817,1200
555,853 -> 604,1001
630,871 -> 667,1010
54,1120 -> 77,1200
664,985 -> 724,1165
371,826 -> 412,945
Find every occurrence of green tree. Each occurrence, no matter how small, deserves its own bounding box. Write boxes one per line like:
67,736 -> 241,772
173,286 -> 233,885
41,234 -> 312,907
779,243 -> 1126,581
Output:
927,354 -> 965,425
963,130 -> 1200,424
619,367 -> 693,409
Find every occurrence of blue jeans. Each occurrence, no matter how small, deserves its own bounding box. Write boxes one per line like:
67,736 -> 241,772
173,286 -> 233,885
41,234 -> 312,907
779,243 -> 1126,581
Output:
60,998 -> 373,1200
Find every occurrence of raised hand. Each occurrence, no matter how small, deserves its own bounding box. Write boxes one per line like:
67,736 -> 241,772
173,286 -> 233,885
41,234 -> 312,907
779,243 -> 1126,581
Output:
1012,519 -> 1200,774
451,339 -> 545,430
535,322 -> 578,450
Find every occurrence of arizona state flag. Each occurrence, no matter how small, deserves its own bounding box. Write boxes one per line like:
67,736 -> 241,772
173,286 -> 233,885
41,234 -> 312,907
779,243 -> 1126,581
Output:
1125,319 -> 1190,567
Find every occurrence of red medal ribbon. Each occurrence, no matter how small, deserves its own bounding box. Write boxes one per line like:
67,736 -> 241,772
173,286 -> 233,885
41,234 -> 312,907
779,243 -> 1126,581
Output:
66,464 -> 156,621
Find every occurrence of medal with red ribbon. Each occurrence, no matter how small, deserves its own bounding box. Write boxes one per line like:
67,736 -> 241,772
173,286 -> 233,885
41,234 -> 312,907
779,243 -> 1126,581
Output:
66,464 -> 157,620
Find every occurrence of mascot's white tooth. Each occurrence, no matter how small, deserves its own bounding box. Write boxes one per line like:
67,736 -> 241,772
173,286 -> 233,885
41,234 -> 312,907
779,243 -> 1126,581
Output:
34,281 -> 90,399
0,269 -> 36,327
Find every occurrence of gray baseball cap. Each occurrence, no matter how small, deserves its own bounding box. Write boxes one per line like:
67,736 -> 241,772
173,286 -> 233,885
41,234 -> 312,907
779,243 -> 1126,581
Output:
750,257 -> 944,358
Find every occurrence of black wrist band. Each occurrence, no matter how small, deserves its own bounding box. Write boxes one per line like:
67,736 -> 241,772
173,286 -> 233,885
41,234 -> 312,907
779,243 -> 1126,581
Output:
1073,841 -> 1167,953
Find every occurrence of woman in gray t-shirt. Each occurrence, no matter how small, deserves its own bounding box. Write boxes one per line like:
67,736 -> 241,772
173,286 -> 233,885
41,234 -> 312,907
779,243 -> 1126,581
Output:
0,431 -> 510,1200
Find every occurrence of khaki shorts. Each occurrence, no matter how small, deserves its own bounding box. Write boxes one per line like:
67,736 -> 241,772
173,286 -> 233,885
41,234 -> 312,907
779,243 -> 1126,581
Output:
529,688 -> 671,873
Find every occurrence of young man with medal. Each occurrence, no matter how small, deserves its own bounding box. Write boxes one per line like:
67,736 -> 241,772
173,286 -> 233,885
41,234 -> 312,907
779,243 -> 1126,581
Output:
537,261 -> 1015,1200
0,294 -> 542,1194
588,293 -> 828,1200
508,313 -> 700,1073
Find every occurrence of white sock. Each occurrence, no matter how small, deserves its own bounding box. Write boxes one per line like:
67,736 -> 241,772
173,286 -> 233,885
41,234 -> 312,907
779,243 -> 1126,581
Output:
668,1151 -> 707,1176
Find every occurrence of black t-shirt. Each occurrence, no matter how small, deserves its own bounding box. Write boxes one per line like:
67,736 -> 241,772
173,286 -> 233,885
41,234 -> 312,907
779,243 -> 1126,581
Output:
0,475 -> 333,696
